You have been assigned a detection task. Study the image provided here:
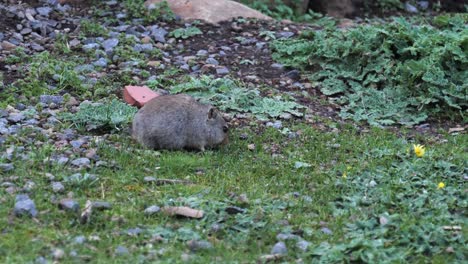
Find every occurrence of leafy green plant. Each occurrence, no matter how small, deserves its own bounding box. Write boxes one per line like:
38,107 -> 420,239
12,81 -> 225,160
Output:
79,20 -> 109,38
311,145 -> 467,262
169,26 -> 203,39
4,47 -> 28,64
12,51 -> 85,97
123,0 -> 174,23
170,76 -> 305,119
60,99 -> 137,131
271,15 -> 468,126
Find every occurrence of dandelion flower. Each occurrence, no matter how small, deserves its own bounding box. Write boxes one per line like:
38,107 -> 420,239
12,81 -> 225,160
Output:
413,144 -> 425,157
342,172 -> 347,179
437,182 -> 445,189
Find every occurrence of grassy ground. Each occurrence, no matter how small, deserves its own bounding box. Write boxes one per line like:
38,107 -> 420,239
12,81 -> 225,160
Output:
1,122 -> 466,262
0,1 -> 466,263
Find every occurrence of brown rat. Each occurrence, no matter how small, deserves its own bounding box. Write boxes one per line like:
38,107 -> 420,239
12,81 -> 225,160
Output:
132,94 -> 229,151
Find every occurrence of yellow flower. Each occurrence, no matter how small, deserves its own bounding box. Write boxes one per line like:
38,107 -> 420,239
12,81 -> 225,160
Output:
437,182 -> 445,189
413,144 -> 425,157
342,172 -> 347,178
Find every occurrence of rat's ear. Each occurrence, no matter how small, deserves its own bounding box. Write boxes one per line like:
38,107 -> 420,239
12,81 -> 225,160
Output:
208,107 -> 217,119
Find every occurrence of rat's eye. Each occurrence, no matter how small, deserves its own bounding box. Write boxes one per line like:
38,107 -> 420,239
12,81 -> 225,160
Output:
223,125 -> 229,133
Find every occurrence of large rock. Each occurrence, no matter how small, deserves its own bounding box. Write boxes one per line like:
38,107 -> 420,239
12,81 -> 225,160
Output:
145,0 -> 272,24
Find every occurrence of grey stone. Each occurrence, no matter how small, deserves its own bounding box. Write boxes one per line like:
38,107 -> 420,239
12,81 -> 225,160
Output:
0,33 -> 4,41
144,205 -> 161,215
216,66 -> 229,75
69,38 -> 80,47
418,1 -> 429,9
70,140 -> 85,148
115,245 -> 129,255
59,198 -> 80,213
133,43 -> 154,53
40,95 -> 64,105
82,43 -> 100,52
321,227 -> 333,235
102,38 -> 119,51
144,176 -> 156,182
271,241 -> 287,255
7,113 -> 25,123
271,63 -> 284,70
276,233 -> 300,241
92,58 -> 107,68
20,28 -> 32,35
180,64 -> 190,71
196,49 -> 208,57
405,2 -> 419,13
73,235 -> 86,244
14,194 -> 37,217
0,163 -> 14,172
51,182 -> 65,193
296,240 -> 310,251
71,158 -> 90,167
266,121 -> 282,129
12,33 -> 24,43
114,25 -> 130,32
92,201 -> 112,210
283,69 -> 300,81
277,31 -> 295,39
35,256 -> 48,264
205,58 -> 219,65
24,119 -> 39,126
37,7 -> 53,17
23,181 -> 36,192
188,240 -> 213,251
56,4 -> 71,13
52,248 -> 65,260
150,27 -> 167,43
125,227 -> 144,236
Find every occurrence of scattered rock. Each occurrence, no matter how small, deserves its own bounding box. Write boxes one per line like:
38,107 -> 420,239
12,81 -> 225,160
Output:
51,182 -> 65,193
144,205 -> 161,215
52,248 -> 65,260
405,2 -> 419,13
92,201 -> 112,210
102,38 -> 119,51
216,66 -> 229,75
40,95 -> 64,105
0,163 -> 14,172
115,245 -> 129,255
296,240 -> 310,251
187,240 -> 213,251
14,194 -> 37,217
59,198 -> 80,213
271,241 -> 287,255
71,157 -> 90,167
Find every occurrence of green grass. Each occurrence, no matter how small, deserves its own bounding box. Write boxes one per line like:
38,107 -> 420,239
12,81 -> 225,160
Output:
1,122 -> 466,262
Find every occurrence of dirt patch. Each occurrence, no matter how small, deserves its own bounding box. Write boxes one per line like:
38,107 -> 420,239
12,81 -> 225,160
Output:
0,8 -> 20,32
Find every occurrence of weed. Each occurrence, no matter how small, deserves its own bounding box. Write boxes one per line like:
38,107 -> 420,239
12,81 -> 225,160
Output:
271,15 -> 468,126
79,20 -> 109,38
169,26 -> 203,39
123,0 -> 174,23
170,76 -> 305,119
59,99 -> 137,132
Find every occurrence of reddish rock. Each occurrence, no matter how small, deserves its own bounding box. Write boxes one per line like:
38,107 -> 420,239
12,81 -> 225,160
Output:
145,0 -> 272,24
123,86 -> 160,108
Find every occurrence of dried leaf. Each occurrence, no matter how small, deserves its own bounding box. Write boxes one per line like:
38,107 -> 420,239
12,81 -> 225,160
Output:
162,206 -> 204,219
